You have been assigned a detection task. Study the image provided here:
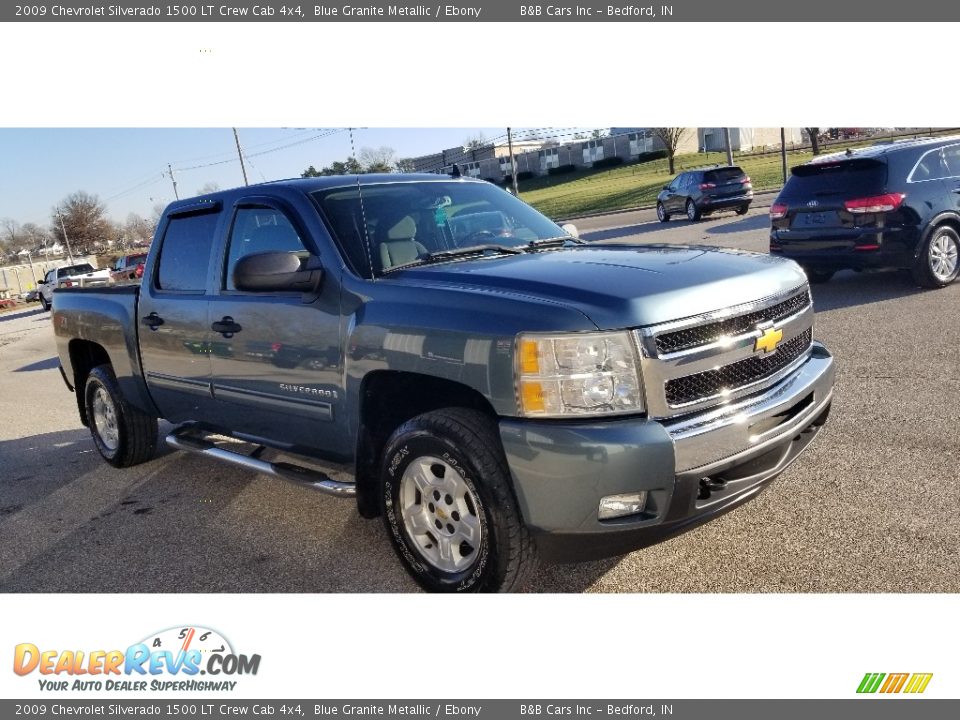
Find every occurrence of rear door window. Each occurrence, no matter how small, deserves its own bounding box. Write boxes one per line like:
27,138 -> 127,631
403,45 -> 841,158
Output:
939,145 -> 960,178
910,148 -> 950,182
156,211 -> 221,292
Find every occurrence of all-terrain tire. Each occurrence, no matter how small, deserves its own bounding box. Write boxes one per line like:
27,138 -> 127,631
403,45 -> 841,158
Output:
380,408 -> 537,593
84,364 -> 158,468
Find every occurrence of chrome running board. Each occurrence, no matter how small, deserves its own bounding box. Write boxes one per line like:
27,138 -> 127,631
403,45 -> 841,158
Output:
165,425 -> 356,498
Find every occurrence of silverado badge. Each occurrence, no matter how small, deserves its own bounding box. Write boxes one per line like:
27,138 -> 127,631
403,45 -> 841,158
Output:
755,327 -> 784,354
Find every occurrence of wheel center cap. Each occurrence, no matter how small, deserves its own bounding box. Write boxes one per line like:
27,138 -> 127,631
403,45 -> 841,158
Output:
436,507 -> 448,520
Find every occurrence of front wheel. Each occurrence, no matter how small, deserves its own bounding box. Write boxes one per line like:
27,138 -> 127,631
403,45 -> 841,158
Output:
686,199 -> 701,222
380,408 -> 537,593
912,226 -> 960,288
84,364 -> 158,467
656,202 -> 670,223
39,294 -> 49,311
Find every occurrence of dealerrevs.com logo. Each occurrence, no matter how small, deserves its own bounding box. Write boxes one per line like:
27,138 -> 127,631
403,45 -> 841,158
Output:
13,626 -> 261,693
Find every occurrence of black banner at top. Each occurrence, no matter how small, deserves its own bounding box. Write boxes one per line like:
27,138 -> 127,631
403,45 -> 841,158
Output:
3,0 -> 953,22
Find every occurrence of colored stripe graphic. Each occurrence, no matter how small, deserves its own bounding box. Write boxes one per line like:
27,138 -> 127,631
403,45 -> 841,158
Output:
880,673 -> 909,693
904,673 -> 933,694
857,673 -> 885,693
857,672 -> 932,694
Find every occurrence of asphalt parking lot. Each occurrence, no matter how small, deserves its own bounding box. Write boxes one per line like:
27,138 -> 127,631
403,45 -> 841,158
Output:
1,204 -> 957,593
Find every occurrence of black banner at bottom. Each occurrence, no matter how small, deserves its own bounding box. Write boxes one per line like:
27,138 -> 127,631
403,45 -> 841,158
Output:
2,700 -> 956,720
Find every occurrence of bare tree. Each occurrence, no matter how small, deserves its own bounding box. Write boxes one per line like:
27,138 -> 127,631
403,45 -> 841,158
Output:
591,129 -> 606,139
359,146 -> 396,173
394,157 -> 416,173
21,222 -> 51,250
125,212 -> 155,247
804,128 -> 822,155
51,191 -> 112,256
1,217 -> 21,249
197,182 -> 220,195
653,128 -> 692,174
464,132 -> 487,150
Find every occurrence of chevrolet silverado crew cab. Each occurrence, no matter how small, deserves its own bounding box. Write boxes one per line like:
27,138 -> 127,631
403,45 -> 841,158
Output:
52,175 -> 835,592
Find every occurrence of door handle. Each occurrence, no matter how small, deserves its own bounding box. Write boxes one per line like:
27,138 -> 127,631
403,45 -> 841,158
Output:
141,312 -> 164,330
211,316 -> 242,338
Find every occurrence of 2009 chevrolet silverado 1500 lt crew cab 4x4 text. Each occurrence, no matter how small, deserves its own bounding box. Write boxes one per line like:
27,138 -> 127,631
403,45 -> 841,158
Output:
52,175 -> 835,592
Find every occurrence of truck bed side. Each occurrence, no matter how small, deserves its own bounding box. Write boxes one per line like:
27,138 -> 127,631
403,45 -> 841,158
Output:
53,286 -> 158,425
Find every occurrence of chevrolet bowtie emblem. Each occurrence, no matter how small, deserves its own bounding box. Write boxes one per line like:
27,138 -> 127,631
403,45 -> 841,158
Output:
755,327 -> 783,353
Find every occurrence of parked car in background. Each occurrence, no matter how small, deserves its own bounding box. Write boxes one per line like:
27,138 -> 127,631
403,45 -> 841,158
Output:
770,137 -> 960,287
23,289 -> 40,303
657,165 -> 753,222
38,263 -> 111,310
109,253 -> 149,284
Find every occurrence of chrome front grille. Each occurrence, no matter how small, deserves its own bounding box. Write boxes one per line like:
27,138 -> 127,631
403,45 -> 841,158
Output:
635,285 -> 815,418
655,290 -> 811,354
664,329 -> 812,406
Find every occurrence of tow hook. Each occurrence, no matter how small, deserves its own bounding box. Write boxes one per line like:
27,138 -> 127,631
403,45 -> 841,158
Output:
698,476 -> 727,500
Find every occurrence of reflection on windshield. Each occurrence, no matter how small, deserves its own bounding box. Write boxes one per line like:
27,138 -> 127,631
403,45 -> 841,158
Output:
312,180 -> 567,277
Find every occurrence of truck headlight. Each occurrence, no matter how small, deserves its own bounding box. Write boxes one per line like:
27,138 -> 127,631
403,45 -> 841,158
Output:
516,331 -> 644,417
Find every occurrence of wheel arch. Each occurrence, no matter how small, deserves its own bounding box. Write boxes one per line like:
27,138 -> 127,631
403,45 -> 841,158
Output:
68,339 -> 112,426
916,213 -> 960,259
353,370 -> 500,519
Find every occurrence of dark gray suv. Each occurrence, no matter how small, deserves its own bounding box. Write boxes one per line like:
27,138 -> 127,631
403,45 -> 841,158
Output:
657,165 -> 753,222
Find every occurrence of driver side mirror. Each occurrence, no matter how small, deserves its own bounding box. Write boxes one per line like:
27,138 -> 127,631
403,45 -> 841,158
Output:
561,223 -> 579,239
233,252 -> 323,293
663,185 -> 670,191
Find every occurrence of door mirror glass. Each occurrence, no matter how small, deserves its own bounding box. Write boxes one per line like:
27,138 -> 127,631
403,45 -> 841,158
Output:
233,252 -> 322,293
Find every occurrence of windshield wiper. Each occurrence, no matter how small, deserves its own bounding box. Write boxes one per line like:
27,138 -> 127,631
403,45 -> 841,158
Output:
424,244 -> 524,262
526,235 -> 585,250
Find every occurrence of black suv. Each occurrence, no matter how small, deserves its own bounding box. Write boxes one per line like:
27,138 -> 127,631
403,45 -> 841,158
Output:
770,137 -> 960,287
657,165 -> 753,222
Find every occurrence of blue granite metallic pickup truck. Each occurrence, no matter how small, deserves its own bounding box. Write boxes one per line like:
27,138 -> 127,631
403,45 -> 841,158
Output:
52,175 -> 835,592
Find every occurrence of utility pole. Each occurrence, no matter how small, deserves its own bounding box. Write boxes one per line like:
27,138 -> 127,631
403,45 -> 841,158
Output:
56,208 -> 76,263
167,164 -> 180,200
780,128 -> 788,185
26,250 -> 37,285
723,128 -> 734,166
233,127 -> 249,186
507,127 -> 519,195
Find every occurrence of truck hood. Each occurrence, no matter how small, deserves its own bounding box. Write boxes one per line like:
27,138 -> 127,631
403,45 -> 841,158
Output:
389,244 -> 807,329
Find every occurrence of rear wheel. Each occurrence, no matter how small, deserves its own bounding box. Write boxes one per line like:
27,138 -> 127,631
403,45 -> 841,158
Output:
380,408 -> 536,593
736,204 -> 750,216
84,364 -> 158,467
912,226 -> 960,288
686,199 -> 701,222
656,202 -> 670,223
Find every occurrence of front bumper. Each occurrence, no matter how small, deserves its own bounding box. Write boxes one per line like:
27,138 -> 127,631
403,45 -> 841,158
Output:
499,342 -> 835,563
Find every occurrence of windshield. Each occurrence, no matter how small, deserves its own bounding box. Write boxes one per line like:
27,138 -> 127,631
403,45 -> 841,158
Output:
312,180 -> 565,277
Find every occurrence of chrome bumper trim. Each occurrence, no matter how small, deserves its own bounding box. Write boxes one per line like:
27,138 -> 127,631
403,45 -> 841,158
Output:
665,342 -> 835,473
